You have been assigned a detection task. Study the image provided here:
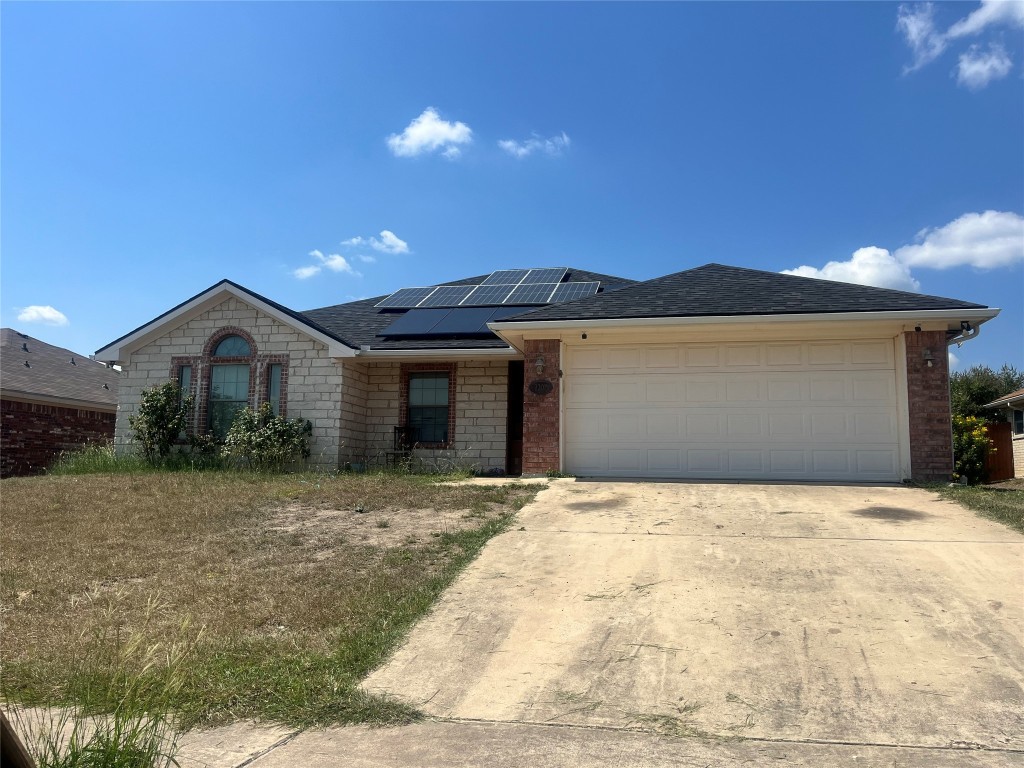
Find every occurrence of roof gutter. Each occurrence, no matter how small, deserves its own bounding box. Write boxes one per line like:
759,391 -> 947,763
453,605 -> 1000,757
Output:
356,347 -> 519,360
489,307 -> 999,333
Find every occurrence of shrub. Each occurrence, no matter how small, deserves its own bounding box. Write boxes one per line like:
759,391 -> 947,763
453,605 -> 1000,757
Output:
951,415 -> 992,485
221,403 -> 312,472
128,383 -> 193,465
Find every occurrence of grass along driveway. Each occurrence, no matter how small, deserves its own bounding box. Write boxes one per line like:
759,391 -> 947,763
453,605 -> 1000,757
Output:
1,472 -> 539,729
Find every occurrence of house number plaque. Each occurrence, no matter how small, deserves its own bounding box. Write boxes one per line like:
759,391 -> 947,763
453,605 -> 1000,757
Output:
528,379 -> 554,395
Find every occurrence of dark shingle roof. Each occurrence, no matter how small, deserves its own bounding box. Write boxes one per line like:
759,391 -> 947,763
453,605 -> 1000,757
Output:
300,268 -> 633,350
502,264 -> 988,323
2,328 -> 119,407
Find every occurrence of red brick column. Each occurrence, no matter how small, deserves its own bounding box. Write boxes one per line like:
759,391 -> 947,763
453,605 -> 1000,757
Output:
522,340 -> 560,475
904,330 -> 953,482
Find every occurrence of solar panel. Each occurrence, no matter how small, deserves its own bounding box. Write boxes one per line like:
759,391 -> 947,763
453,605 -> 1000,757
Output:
377,308 -> 452,336
418,285 -> 476,307
461,284 -> 515,305
504,283 -> 559,304
481,269 -> 530,286
522,268 -> 568,284
374,287 -> 437,308
429,307 -> 497,335
550,281 -> 600,303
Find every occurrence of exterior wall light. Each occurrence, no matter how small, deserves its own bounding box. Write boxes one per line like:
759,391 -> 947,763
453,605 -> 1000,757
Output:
535,356 -> 546,375
922,348 -> 934,367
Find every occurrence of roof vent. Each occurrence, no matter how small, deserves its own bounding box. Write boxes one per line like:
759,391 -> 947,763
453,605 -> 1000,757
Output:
102,383 -> 109,389
21,342 -> 29,352
23,360 -> 30,368
69,358 -> 77,365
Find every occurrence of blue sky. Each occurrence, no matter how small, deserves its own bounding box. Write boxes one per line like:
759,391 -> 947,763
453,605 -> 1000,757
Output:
3,1 -> 1022,370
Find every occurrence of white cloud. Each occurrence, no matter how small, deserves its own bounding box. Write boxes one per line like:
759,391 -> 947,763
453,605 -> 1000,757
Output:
894,210 -> 1024,269
294,249 -> 360,280
341,236 -> 365,247
357,255 -> 376,264
498,132 -> 571,159
897,1 -> 1024,83
17,305 -> 69,326
782,247 -> 921,291
947,0 -> 1024,40
957,43 -> 1013,88
370,230 -> 409,254
897,3 -> 947,71
293,265 -> 322,280
948,350 -> 961,369
782,210 -> 1024,292
387,107 -> 472,159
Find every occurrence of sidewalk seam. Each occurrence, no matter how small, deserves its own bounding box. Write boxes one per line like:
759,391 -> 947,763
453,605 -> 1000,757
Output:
233,729 -> 303,768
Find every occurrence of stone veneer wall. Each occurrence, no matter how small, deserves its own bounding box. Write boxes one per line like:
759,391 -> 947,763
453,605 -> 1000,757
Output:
521,339 -> 561,475
114,297 -> 344,469
903,330 -> 953,482
1,398 -> 116,477
1013,432 -> 1024,475
342,360 -> 509,472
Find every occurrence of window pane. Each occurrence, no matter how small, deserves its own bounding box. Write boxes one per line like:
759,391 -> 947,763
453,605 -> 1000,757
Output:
210,364 -> 250,438
408,373 -> 449,443
268,364 -> 282,416
213,335 -> 251,357
410,406 -> 448,443
1014,410 -> 1023,435
178,365 -> 192,397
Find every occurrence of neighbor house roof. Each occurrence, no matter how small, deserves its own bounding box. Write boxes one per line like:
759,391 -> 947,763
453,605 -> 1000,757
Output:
1,328 -> 119,409
984,388 -> 1024,409
501,264 -> 988,323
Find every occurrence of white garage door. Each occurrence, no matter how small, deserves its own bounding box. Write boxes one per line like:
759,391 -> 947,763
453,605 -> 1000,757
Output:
563,340 -> 900,482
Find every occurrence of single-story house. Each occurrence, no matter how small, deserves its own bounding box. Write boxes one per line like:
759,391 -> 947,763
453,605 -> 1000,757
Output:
1,328 -> 120,477
984,387 -> 1024,476
95,264 -> 998,483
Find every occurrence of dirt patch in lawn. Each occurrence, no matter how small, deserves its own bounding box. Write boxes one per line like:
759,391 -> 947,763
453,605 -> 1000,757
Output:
268,502 -> 504,550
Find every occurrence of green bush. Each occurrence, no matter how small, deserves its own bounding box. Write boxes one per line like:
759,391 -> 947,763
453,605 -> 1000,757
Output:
129,383 -> 193,465
952,415 -> 992,485
221,403 -> 312,472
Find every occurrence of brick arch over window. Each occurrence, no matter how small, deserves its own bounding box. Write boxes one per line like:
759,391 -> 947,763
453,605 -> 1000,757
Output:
202,326 -> 259,358
170,326 -> 289,436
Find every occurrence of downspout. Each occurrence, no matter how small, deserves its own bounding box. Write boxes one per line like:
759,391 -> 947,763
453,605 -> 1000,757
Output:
946,320 -> 980,348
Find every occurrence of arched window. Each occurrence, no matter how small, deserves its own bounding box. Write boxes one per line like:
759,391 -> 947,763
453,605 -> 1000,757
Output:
213,335 -> 251,357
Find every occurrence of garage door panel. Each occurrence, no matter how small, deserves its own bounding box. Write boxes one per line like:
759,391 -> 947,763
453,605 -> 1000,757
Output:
564,339 -> 900,481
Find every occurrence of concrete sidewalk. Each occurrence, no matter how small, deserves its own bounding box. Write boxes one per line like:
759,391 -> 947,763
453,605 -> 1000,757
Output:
177,718 -> 1024,767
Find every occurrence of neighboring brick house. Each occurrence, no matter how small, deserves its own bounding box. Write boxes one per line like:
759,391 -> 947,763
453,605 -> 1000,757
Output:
95,265 -> 998,482
984,388 -> 1024,477
1,328 -> 120,477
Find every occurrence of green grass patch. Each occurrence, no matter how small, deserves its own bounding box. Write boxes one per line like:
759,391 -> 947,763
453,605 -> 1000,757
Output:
1,472 -> 538,730
936,484 -> 1024,534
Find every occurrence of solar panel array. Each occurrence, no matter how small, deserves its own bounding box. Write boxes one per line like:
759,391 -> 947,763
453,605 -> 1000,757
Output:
374,267 -> 597,309
379,307 -> 524,337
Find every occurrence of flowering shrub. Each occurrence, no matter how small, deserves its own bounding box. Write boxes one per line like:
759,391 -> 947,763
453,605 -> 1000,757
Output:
951,415 -> 992,485
221,403 -> 312,472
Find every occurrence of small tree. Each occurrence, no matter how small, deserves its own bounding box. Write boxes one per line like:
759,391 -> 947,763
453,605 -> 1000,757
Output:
950,364 -> 1024,421
129,382 -> 192,465
221,403 -> 312,472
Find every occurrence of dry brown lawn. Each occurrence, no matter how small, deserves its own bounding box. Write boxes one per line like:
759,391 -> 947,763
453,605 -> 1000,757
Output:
1,471 -> 540,727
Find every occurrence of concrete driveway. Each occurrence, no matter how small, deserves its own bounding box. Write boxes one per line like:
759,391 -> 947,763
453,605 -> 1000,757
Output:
362,480 -> 1024,761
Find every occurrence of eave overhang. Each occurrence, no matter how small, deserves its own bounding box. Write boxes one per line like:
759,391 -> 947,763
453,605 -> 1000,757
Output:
489,308 -> 1000,353
95,281 -> 357,363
